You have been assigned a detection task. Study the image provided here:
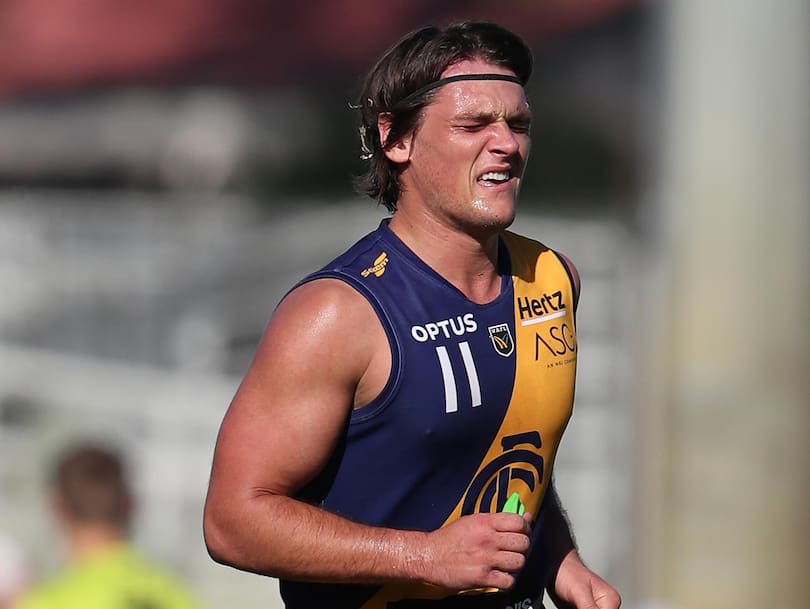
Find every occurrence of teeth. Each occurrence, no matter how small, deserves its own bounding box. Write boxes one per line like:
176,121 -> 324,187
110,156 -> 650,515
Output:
480,171 -> 509,182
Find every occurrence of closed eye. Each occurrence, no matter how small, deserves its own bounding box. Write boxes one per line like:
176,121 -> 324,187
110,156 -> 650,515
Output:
508,120 -> 531,134
457,123 -> 487,132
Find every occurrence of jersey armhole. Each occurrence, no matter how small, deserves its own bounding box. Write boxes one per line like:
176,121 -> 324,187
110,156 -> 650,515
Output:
551,250 -> 580,314
295,270 -> 402,422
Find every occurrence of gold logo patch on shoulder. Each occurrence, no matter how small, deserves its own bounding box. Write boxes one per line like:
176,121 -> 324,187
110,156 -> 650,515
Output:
361,252 -> 388,278
487,323 -> 514,357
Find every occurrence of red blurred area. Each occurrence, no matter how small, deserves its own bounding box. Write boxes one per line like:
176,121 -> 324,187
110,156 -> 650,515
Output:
0,0 -> 639,97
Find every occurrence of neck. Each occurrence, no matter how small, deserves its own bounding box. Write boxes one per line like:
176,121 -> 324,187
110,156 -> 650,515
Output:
65,523 -> 126,562
388,209 -> 502,304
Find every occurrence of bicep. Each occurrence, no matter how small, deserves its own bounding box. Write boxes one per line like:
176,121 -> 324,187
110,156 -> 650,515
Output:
208,280 -> 374,502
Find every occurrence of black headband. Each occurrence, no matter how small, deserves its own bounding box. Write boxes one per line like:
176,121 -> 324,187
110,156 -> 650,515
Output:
395,73 -> 523,107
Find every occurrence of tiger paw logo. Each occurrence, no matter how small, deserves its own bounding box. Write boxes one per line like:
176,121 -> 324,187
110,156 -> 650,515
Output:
461,431 -> 544,515
361,251 -> 389,277
487,323 -> 514,357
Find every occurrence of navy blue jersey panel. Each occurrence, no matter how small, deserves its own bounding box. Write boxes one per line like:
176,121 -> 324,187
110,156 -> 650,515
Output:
293,220 -> 517,532
279,220 -> 572,609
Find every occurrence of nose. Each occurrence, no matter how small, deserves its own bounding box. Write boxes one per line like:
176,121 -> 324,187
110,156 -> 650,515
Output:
488,120 -> 521,157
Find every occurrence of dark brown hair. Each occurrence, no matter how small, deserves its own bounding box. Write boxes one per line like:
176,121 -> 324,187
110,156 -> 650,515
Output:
353,21 -> 533,211
52,443 -> 131,527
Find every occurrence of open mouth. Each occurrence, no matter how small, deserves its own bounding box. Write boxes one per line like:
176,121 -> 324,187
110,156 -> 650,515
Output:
478,170 -> 512,186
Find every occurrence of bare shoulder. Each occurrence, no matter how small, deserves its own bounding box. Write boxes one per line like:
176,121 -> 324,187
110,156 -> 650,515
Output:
211,278 -> 386,496
254,277 -> 381,388
273,277 -> 376,333
265,278 -> 383,371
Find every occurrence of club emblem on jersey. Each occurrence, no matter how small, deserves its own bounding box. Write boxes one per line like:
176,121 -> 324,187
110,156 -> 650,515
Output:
487,323 -> 514,357
461,431 -> 544,515
360,251 -> 388,278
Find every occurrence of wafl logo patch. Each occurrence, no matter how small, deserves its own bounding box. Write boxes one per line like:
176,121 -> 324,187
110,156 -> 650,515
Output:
487,323 -> 514,357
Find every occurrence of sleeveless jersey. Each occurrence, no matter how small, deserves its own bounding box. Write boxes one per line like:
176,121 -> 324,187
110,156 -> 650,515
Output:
280,219 -> 579,609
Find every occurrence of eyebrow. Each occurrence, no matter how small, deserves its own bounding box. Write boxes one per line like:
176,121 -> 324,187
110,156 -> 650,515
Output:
453,108 -> 532,123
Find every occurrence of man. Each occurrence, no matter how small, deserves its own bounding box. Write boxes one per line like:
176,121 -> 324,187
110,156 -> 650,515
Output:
204,21 -> 621,609
13,443 -> 199,609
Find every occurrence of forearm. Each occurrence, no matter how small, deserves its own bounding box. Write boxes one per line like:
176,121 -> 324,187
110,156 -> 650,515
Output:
541,485 -> 621,608
541,483 -> 578,579
204,492 -> 431,584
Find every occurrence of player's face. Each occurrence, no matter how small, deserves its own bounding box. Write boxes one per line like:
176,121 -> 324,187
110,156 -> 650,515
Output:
399,59 -> 532,234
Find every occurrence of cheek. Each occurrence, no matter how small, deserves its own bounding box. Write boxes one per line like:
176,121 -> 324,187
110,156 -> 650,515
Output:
419,144 -> 468,184
410,135 -> 479,194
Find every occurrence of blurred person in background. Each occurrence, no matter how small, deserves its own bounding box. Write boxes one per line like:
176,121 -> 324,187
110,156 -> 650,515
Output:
12,443 -> 200,609
204,20 -> 620,609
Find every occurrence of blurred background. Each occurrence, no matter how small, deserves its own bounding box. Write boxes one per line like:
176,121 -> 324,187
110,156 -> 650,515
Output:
0,1 -> 807,608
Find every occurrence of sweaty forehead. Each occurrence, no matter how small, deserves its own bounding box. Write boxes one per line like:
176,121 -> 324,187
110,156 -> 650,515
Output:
436,60 -> 527,108
434,78 -> 529,117
395,65 -> 525,109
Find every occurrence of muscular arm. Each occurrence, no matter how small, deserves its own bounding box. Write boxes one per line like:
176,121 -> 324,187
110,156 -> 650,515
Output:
203,279 -> 530,591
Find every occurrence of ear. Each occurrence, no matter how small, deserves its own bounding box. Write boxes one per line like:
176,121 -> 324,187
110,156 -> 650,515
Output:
377,113 -> 412,164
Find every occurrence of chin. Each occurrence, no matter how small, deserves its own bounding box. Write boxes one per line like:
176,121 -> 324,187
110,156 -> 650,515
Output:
464,210 -> 515,236
472,190 -> 516,215
481,203 -> 516,230
489,214 -> 516,232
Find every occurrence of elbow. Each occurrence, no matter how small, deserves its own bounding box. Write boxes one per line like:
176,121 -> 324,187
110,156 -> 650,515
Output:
203,494 -> 274,575
203,501 -> 237,567
203,489 -> 287,577
203,530 -> 227,567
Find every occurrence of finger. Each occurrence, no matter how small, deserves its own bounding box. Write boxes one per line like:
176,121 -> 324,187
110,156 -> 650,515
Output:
492,549 -> 527,574
492,512 -> 530,533
486,570 -> 517,591
497,531 -> 531,554
595,587 -> 622,609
